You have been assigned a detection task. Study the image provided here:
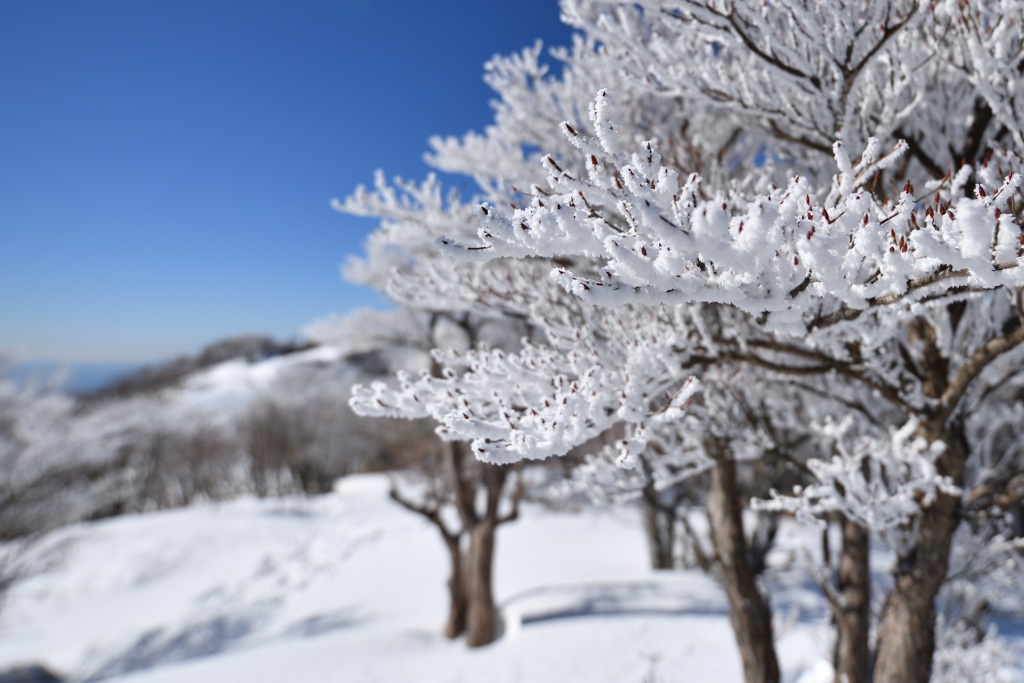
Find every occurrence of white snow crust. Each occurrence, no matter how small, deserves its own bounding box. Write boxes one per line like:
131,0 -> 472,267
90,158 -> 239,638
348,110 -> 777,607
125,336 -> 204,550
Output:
0,475 -> 1018,682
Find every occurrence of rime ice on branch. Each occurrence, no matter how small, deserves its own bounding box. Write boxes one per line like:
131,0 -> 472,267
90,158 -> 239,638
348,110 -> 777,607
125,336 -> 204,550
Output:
342,2 -> 1024,680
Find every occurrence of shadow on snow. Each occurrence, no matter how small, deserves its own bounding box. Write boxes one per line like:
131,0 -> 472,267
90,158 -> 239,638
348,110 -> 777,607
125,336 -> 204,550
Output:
503,579 -> 730,627
80,603 -> 365,681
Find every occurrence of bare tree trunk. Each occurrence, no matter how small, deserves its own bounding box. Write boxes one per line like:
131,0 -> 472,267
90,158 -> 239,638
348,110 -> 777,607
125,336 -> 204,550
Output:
642,484 -> 676,569
748,511 -> 779,577
873,425 -> 966,683
708,457 -> 780,683
443,534 -> 467,638
873,505 -> 955,683
833,518 -> 870,683
390,431 -> 522,648
464,520 -> 498,647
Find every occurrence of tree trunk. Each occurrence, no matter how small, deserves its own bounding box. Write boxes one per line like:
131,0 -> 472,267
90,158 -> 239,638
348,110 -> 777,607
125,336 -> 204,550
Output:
708,458 -> 781,683
643,485 -> 676,569
464,520 -> 498,647
833,518 -> 870,683
443,535 -> 467,639
873,426 -> 966,683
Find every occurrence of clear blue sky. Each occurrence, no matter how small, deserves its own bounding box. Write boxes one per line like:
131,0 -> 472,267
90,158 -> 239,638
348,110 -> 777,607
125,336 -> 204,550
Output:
0,0 -> 572,363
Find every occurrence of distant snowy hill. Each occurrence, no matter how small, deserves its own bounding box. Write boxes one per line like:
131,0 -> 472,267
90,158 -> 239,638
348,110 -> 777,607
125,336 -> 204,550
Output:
76,335 -> 314,401
144,339 -> 427,426
8,336 -> 311,398
0,336 -> 433,538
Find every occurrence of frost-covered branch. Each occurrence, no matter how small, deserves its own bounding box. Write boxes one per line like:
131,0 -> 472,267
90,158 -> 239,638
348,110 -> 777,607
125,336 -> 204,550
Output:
756,416 -> 961,555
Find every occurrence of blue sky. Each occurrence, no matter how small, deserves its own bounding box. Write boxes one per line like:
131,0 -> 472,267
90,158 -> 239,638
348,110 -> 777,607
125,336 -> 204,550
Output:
0,0 -> 572,363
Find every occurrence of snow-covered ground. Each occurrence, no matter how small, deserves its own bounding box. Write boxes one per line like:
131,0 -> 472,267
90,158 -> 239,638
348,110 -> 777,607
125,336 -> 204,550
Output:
0,474 -> 1019,682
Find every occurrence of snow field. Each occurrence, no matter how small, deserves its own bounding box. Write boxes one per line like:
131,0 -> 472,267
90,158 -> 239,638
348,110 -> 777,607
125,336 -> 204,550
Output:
0,474 -> 1016,682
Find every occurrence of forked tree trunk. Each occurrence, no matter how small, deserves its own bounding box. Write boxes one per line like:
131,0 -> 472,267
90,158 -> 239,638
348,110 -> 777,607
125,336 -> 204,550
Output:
389,440 -> 512,648
708,458 -> 780,683
833,519 -> 870,683
873,426 -> 967,683
396,316 -> 522,649
464,520 -> 498,647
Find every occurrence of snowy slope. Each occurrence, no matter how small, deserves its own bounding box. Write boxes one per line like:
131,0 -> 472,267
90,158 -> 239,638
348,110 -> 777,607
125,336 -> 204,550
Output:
0,475 -> 1018,683
122,342 -> 428,426
161,345 -> 351,422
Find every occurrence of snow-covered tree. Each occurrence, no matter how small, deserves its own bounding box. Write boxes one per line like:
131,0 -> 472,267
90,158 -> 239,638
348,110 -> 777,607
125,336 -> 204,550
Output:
314,302 -> 529,647
343,2 -> 1024,680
